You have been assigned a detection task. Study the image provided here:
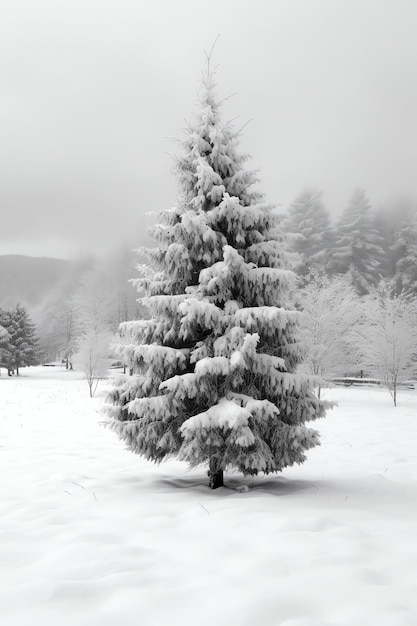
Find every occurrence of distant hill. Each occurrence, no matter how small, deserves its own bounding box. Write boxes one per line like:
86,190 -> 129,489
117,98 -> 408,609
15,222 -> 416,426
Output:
0,255 -> 70,310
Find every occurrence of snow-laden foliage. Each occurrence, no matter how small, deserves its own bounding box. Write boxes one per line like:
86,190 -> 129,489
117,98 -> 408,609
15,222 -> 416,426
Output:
284,188 -> 333,276
330,189 -> 384,294
106,65 -> 329,486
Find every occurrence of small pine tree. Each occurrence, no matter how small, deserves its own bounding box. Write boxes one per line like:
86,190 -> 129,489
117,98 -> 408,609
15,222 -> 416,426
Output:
106,62 -> 329,488
0,304 -> 41,374
284,188 -> 333,277
330,189 -> 384,294
0,321 -> 11,375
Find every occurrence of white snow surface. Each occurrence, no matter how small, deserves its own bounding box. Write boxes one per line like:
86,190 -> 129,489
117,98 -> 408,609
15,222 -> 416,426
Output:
1,366 -> 417,626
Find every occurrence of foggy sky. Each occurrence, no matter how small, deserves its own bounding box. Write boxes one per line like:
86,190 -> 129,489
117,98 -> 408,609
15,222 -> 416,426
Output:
1,0 -> 417,259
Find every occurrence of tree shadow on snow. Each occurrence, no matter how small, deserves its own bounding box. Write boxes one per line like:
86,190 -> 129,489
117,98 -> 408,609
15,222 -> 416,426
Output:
150,472 -> 415,510
152,472 -> 321,497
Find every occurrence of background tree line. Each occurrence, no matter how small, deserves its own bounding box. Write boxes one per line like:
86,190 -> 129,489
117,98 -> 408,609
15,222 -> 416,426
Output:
284,187 -> 417,295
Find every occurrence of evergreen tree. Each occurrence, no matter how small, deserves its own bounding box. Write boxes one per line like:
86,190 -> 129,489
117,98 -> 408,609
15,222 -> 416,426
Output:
106,63 -> 329,488
0,319 -> 12,375
390,213 -> 417,295
284,188 -> 333,277
374,197 -> 417,282
0,304 -> 41,375
330,189 -> 384,294
0,308 -> 16,375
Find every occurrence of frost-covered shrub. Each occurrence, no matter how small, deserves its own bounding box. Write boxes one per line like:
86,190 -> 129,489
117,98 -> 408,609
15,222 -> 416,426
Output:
297,273 -> 360,392
351,282 -> 417,405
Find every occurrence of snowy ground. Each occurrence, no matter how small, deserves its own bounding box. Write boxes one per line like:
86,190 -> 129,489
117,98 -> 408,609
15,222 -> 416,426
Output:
1,367 -> 417,626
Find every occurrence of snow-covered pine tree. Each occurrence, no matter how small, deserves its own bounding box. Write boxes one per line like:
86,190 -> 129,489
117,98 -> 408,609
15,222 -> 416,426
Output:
329,189 -> 384,294
0,304 -> 41,374
0,318 -> 11,375
373,198 -> 417,283
284,188 -> 333,277
106,62 -> 329,488
390,212 -> 417,295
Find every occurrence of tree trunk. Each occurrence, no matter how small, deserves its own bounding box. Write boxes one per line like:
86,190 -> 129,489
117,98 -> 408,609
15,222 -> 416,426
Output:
16,366 -> 19,376
208,457 -> 224,489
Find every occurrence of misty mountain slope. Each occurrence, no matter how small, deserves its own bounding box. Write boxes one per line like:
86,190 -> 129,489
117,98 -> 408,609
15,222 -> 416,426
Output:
0,255 -> 69,309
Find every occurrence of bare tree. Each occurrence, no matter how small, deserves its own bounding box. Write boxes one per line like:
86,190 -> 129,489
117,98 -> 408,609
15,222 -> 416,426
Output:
75,327 -> 113,397
73,269 -> 114,396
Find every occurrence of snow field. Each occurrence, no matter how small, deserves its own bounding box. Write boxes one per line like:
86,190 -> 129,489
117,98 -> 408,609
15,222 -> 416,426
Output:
1,367 -> 417,626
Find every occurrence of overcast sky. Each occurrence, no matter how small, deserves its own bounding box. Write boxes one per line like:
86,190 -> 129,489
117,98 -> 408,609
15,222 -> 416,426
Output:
1,0 -> 416,259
